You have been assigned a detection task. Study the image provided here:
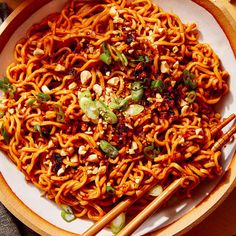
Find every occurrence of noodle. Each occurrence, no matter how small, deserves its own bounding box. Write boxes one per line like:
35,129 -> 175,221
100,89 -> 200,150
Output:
0,0 -> 229,222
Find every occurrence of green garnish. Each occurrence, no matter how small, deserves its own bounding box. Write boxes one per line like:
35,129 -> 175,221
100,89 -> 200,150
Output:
143,144 -> 160,159
27,92 -> 51,107
36,93 -> 51,102
80,97 -> 99,120
78,90 -> 92,100
78,90 -> 99,120
34,124 -> 42,136
1,124 -> 9,143
100,140 -> 118,158
106,186 -> 116,195
183,69 -> 197,89
61,204 -> 76,223
96,100 -> 117,124
100,42 -> 112,65
109,97 -> 129,111
0,111 -> 5,118
123,104 -> 144,117
131,81 -> 144,102
186,90 -> 196,103
0,77 -> 16,98
111,46 -> 128,66
110,213 -> 126,234
27,98 -> 40,108
0,77 -> 11,92
54,104 -> 65,122
150,80 -> 165,93
132,55 -> 150,63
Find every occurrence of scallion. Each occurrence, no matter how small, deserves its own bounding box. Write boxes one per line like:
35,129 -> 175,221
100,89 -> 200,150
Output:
109,97 -> 129,111
61,204 -> 76,222
1,124 -> 9,143
100,42 -> 112,65
96,100 -> 117,124
106,186 -> 116,195
37,93 -> 51,102
131,81 -> 144,102
183,69 -> 197,89
0,111 -> 5,118
123,104 -> 144,117
34,124 -> 42,136
79,97 -> 99,120
150,80 -> 165,93
100,140 -> 118,158
0,77 -> 16,97
111,45 -> 128,66
186,91 -> 196,103
110,213 -> 126,234
143,144 -> 160,159
132,55 -> 150,63
54,104 -> 65,122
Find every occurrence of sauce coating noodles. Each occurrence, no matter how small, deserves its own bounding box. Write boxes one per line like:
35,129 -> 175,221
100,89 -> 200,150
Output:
0,0 -> 229,221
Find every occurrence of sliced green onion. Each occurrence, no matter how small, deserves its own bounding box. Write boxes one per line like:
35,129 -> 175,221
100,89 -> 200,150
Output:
183,69 -> 197,89
131,81 -> 144,102
0,77 -> 11,93
109,97 -> 129,111
149,185 -> 163,197
123,104 -> 144,117
0,111 -> 5,118
1,125 -> 9,143
111,46 -> 128,66
79,97 -> 99,120
120,53 -> 128,66
132,55 -> 150,63
186,91 -> 196,103
61,204 -> 76,222
106,186 -> 116,195
34,124 -> 42,136
0,77 -> 16,97
54,104 -> 65,122
100,140 -> 118,158
137,55 -> 150,63
150,80 -> 165,93
61,211 -> 76,222
100,42 -> 111,65
110,213 -> 126,234
96,100 -> 117,124
78,90 -> 92,100
27,98 -> 40,108
37,93 -> 51,102
143,145 -> 160,159
61,204 -> 74,214
100,53 -> 112,65
9,85 -> 16,98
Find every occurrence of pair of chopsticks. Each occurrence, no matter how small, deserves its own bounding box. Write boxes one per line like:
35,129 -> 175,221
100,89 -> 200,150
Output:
83,114 -> 236,236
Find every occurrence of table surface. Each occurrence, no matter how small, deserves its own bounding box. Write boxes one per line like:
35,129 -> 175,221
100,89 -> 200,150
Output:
1,0 -> 236,236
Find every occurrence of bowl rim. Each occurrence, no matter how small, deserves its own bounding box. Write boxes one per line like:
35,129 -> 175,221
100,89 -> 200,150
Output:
0,0 -> 235,236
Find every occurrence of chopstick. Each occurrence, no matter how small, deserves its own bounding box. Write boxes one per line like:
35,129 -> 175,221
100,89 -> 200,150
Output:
211,114 -> 235,136
116,178 -> 184,236
82,183 -> 157,236
116,123 -> 236,236
82,114 -> 236,236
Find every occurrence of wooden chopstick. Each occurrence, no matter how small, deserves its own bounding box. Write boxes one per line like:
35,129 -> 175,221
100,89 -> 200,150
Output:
82,183 -> 157,236
212,124 -> 236,151
115,124 -> 236,236
82,114 -> 236,236
116,178 -> 184,236
211,114 -> 235,136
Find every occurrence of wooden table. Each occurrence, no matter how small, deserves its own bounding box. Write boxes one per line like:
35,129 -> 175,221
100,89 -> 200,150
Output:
1,0 -> 236,236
